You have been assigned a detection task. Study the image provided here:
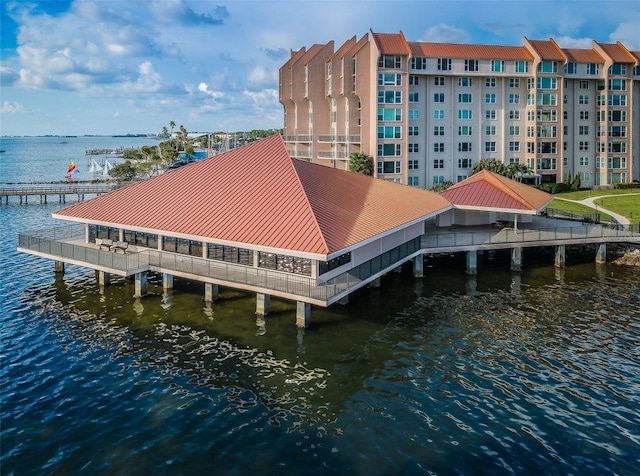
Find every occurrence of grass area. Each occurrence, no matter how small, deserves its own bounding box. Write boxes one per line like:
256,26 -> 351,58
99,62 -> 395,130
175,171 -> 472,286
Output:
598,196 -> 640,224
554,188 -> 640,200
545,198 -> 613,222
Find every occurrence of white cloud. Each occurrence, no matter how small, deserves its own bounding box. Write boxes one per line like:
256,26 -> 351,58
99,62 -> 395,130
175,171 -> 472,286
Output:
247,66 -> 278,88
419,24 -> 470,44
553,36 -> 594,49
1,100 -> 27,114
198,82 -> 224,98
609,14 -> 640,50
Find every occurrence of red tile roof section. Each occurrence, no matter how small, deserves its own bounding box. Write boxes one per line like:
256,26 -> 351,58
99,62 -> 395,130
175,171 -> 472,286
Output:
54,135 -> 452,256
562,48 -> 604,63
409,42 -> 533,60
526,39 -> 566,61
596,42 -> 636,63
371,32 -> 411,55
440,170 -> 552,212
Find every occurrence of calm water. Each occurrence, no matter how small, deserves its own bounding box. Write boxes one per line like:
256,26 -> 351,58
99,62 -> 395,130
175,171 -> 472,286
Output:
1,138 -> 640,475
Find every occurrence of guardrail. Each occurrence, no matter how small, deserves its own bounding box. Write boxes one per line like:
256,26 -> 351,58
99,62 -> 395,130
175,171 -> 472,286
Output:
1,184 -> 122,196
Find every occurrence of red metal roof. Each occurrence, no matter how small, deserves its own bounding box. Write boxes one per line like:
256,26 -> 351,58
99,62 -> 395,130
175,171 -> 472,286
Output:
54,135 -> 451,256
596,42 -> 636,63
526,39 -> 566,61
371,32 -> 411,55
409,42 -> 533,60
440,170 -> 552,213
562,48 -> 604,63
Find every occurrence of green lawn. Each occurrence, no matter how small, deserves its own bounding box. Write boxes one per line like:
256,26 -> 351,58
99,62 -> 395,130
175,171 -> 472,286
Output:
554,188 -> 640,200
545,199 -> 613,222
548,189 -> 640,224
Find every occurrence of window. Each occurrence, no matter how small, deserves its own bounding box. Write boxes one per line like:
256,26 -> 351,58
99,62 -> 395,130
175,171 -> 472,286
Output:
457,175 -> 469,183
433,109 -> 445,119
509,157 -> 520,164
586,63 -> 599,75
608,157 -> 627,169
608,142 -> 627,153
537,158 -> 557,170
485,125 -> 496,136
458,142 -> 472,152
458,93 -> 472,103
579,126 -> 589,136
485,110 -> 496,120
509,141 -> 520,152
527,110 -> 535,121
608,79 -> 627,91
458,158 -> 472,168
408,109 -> 419,120
579,157 -> 589,166
537,77 -> 557,89
408,176 -> 419,187
485,93 -> 496,103
378,55 -> 401,69
458,77 -> 472,87
537,93 -> 557,105
579,141 -> 589,151
514,61 -> 529,73
579,95 -> 589,105
410,57 -> 427,70
408,143 -> 419,153
509,78 -> 520,88
433,176 -> 445,185
509,126 -> 520,136
434,143 -> 445,153
527,93 -> 535,105
433,159 -> 444,168
377,108 -> 402,121
527,126 -> 535,138
434,76 -> 445,86
579,111 -> 589,120
408,159 -> 419,170
458,126 -> 472,136
537,142 -> 557,154
579,80 -> 589,89
485,78 -> 496,87
608,94 -> 627,106
377,126 -> 402,139
408,126 -> 419,136
485,142 -> 496,152
458,109 -> 473,119
377,90 -> 402,104
465,59 -> 478,71
509,94 -> 520,104
409,75 -> 419,86
538,61 -> 558,73
378,73 -> 401,86
608,126 -> 627,137
537,125 -> 557,138
491,60 -> 505,72
434,126 -> 445,136
596,157 -> 605,168
377,160 -> 401,173
434,93 -> 445,103
409,92 -> 419,102
437,58 -> 452,71
377,144 -> 402,156
608,110 -> 627,122
527,141 -> 535,153
565,62 -> 576,74
509,110 -> 520,120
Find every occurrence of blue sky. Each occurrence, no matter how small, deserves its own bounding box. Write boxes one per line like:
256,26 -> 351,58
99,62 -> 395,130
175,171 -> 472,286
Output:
1,0 -> 639,136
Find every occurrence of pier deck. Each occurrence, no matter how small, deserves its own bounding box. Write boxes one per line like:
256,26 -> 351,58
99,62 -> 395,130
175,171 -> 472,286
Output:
1,184 -> 124,204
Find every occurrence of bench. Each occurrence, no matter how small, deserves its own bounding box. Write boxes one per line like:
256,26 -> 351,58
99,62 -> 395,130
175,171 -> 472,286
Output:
113,241 -> 128,253
96,238 -> 113,250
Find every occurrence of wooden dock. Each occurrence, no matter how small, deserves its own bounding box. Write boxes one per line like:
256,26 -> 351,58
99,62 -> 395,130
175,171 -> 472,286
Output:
1,184 -> 123,205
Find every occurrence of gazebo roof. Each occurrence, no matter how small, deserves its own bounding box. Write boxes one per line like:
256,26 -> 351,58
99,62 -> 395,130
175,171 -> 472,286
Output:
54,135 -> 451,257
440,170 -> 553,214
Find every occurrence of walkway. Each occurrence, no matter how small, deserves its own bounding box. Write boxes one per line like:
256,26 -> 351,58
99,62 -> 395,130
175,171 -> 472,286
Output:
553,192 -> 640,226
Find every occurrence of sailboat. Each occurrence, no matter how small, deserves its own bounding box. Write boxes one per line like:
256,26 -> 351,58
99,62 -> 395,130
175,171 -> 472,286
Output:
102,160 -> 114,176
88,159 -> 103,175
65,161 -> 80,178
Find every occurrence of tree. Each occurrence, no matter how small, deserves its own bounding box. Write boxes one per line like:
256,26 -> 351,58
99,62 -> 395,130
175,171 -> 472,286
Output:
349,151 -> 373,175
109,160 -> 138,181
472,158 -> 508,176
431,181 -> 454,192
505,163 -> 532,180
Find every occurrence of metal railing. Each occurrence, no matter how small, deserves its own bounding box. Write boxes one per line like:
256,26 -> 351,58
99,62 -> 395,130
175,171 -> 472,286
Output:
1,184 -> 122,196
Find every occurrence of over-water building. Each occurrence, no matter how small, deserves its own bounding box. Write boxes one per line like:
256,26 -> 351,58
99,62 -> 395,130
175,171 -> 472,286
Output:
279,30 -> 640,188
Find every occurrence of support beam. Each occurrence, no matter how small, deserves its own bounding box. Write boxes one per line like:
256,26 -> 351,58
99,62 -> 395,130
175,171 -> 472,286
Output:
134,272 -> 148,298
466,250 -> 477,275
204,283 -> 219,302
511,247 -> 522,272
337,295 -> 349,305
369,277 -> 381,288
296,301 -> 311,328
54,260 -> 65,274
98,271 -> 110,286
554,245 -> 566,268
413,255 -> 424,277
163,273 -> 174,290
256,292 -> 271,315
596,243 -> 607,264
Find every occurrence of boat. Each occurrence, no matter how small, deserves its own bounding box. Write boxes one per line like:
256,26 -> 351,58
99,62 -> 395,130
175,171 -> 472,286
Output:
102,160 -> 114,176
88,159 -> 103,174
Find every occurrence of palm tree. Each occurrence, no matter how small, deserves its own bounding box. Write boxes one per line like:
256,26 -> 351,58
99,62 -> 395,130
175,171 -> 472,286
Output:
160,126 -> 168,139
348,151 -> 373,175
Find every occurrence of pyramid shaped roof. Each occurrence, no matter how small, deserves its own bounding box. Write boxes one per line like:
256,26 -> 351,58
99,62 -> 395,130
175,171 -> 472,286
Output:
440,170 -> 552,214
54,135 -> 451,257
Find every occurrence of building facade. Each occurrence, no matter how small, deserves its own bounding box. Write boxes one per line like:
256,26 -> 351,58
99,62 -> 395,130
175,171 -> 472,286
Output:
279,31 -> 640,188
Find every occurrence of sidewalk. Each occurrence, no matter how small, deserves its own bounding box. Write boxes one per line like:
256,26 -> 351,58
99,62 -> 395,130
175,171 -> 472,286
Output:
554,193 -> 639,225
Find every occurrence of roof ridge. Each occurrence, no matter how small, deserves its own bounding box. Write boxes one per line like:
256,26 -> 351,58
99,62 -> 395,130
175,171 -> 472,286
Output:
483,171 -> 534,209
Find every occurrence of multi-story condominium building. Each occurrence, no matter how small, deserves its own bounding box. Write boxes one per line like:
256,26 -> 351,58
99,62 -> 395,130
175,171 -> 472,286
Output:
279,31 -> 640,188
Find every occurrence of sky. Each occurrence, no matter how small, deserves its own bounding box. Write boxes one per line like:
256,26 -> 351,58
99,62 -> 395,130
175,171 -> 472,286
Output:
1,0 -> 639,136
